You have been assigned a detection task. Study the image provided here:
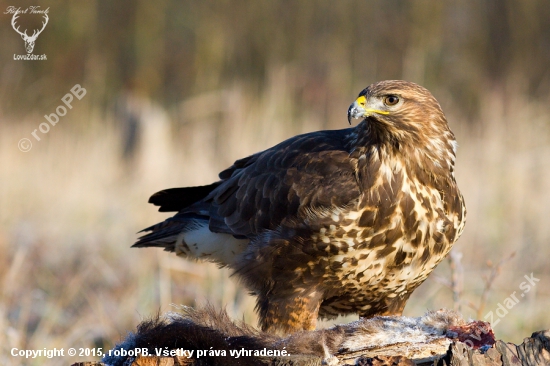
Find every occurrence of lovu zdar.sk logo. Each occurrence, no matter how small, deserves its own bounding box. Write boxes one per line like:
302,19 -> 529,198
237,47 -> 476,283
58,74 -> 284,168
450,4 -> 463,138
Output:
5,6 -> 48,60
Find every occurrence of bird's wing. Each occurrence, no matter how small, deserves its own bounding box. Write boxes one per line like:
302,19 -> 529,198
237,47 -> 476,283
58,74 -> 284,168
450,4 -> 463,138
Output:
188,128 -> 362,237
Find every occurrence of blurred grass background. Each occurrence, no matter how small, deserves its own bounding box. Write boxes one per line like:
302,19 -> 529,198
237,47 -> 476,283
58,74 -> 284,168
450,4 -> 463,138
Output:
1,0 -> 550,364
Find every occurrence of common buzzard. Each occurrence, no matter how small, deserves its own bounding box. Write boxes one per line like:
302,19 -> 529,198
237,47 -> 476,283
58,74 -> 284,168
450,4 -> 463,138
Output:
134,80 -> 466,334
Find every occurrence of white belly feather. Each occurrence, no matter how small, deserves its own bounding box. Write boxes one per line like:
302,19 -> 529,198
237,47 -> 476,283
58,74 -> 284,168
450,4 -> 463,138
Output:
175,224 -> 249,265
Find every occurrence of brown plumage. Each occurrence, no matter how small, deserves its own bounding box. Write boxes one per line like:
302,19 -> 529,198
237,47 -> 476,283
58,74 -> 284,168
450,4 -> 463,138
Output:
133,80 -> 466,334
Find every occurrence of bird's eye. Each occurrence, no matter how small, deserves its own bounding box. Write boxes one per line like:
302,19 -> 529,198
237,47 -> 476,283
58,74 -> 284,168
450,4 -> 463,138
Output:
383,95 -> 400,106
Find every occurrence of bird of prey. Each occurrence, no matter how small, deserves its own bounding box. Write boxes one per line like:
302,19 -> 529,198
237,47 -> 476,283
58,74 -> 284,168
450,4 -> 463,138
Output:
134,80 -> 466,335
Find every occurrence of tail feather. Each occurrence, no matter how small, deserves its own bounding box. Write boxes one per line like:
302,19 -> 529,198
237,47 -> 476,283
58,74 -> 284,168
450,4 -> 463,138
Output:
133,213 -> 249,265
133,214 -> 207,250
148,183 -> 220,212
135,183 -> 249,265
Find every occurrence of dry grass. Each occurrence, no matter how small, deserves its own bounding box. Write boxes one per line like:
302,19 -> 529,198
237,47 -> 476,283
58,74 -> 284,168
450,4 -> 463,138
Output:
1,80 -> 549,365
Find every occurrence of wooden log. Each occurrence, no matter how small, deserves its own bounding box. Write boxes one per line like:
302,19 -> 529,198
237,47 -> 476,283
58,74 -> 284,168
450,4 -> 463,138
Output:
72,330 -> 550,366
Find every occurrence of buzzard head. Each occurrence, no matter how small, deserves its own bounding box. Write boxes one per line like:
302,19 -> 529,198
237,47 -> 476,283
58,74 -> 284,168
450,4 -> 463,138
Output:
348,80 -> 458,175
348,80 -> 447,133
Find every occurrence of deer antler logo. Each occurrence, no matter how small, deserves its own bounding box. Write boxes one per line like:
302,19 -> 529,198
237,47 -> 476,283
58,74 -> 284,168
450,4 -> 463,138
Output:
11,12 -> 48,53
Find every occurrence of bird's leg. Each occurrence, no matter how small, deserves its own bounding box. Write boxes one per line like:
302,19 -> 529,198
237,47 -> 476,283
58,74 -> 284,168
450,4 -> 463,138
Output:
258,290 -> 323,334
385,291 -> 413,316
377,300 -> 407,316
360,292 -> 413,318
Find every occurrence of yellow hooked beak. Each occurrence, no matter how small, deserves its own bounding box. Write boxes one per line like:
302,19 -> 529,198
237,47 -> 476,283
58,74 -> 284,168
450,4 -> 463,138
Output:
347,95 -> 389,124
